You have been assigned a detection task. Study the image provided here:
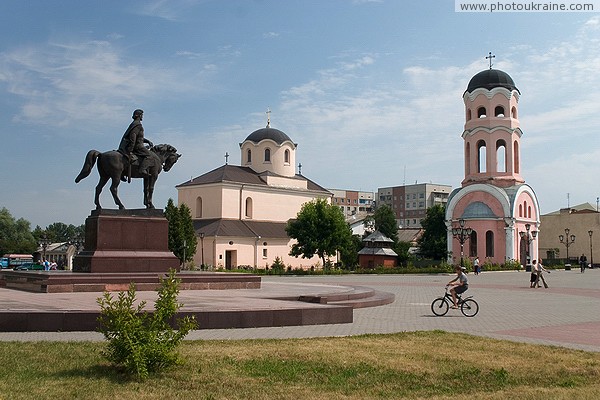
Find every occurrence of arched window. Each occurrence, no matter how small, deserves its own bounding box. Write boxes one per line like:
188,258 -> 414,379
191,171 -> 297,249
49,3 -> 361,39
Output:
245,197 -> 253,218
486,231 -> 494,257
246,149 -> 252,164
467,109 -> 472,121
465,142 -> 471,175
477,107 -> 487,118
496,139 -> 506,173
284,149 -> 290,164
511,106 -> 517,119
513,141 -> 520,173
469,230 -> 478,257
195,197 -> 203,218
519,204 -> 523,217
528,206 -> 532,219
477,140 -> 487,173
264,148 -> 271,162
494,105 -> 505,117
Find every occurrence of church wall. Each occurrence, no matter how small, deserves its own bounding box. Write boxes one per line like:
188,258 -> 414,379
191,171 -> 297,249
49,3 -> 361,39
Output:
242,186 -> 329,222
241,140 -> 295,177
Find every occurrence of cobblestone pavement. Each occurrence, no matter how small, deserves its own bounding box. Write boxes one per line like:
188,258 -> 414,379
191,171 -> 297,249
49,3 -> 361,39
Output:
1,269 -> 599,352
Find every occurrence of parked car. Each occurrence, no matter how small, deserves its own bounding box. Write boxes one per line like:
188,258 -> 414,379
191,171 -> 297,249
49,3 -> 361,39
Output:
13,262 -> 44,271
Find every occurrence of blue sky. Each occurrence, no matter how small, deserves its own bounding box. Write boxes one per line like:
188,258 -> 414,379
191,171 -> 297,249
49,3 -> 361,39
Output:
1,0 -> 600,228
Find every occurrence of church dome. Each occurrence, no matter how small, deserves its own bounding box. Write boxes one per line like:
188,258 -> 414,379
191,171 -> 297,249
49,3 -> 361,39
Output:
465,69 -> 520,94
244,127 -> 293,145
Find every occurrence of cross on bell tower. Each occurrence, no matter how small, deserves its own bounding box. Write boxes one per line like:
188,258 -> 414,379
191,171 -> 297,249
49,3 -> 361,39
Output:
266,107 -> 271,128
486,51 -> 496,69
224,152 -> 229,165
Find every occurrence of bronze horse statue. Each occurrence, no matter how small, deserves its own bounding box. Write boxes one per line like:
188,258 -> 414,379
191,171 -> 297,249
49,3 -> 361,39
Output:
75,144 -> 181,210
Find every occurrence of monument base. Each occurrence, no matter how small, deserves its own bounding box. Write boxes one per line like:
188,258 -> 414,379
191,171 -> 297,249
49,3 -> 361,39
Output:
73,209 -> 180,273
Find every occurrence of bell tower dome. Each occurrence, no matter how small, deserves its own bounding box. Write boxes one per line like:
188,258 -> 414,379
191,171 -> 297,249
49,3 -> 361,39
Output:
462,66 -> 524,188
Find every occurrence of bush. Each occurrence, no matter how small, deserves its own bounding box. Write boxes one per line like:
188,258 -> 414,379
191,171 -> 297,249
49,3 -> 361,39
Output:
96,269 -> 197,380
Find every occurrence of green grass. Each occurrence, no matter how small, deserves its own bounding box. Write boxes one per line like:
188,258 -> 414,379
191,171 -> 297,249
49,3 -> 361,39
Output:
1,331 -> 599,399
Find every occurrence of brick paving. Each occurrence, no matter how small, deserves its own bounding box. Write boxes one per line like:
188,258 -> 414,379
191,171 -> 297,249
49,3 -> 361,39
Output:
1,269 -> 599,352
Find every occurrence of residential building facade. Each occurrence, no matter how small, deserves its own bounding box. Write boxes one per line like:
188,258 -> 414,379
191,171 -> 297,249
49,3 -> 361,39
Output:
377,183 -> 452,228
329,189 -> 374,219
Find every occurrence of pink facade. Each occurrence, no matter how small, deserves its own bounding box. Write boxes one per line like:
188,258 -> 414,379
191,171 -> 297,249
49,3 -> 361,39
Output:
446,68 -> 540,266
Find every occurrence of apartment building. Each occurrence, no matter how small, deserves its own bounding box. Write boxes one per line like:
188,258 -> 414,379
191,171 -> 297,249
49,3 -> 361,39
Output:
377,183 -> 452,228
329,189 -> 374,219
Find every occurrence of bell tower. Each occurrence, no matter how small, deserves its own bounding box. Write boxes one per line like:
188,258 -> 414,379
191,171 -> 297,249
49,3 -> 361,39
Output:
461,58 -> 524,188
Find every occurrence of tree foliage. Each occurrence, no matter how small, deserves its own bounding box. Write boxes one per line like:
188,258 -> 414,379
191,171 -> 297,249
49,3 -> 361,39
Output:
286,199 -> 353,267
417,204 -> 448,260
97,269 -> 197,380
366,205 -> 398,244
0,207 -> 37,256
165,199 -> 197,266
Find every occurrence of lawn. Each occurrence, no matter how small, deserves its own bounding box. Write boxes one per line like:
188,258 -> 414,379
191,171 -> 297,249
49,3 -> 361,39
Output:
1,331 -> 599,399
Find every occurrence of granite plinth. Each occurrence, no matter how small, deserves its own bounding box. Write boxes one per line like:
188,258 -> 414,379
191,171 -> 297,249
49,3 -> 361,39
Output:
0,271 -> 261,293
73,209 -> 180,273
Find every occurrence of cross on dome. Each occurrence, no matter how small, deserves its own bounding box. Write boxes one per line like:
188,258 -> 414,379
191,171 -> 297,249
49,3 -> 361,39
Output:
486,51 -> 496,69
266,107 -> 271,128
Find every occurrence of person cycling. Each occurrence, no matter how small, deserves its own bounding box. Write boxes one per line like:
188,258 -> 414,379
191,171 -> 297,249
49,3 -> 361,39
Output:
448,265 -> 468,309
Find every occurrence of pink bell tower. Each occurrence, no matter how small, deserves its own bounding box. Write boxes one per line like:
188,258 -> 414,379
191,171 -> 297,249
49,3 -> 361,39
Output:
446,54 -> 540,267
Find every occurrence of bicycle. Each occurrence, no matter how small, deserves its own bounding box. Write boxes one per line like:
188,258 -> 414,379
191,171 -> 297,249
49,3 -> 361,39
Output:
431,285 -> 479,317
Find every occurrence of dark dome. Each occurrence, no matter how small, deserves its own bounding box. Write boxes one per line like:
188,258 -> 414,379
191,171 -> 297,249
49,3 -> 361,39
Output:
465,69 -> 520,94
243,127 -> 293,145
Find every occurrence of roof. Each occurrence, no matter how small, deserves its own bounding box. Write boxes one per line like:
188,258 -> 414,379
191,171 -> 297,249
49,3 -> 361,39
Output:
243,127 -> 295,145
465,69 -> 520,94
363,230 -> 394,244
193,218 -> 290,239
177,164 -> 330,193
358,247 -> 398,256
543,203 -> 598,216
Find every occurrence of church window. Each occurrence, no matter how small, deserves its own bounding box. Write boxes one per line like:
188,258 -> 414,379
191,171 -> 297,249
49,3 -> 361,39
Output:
496,140 -> 506,173
469,231 -> 478,257
245,197 -> 253,218
513,141 -> 520,173
477,140 -> 487,173
262,249 -> 268,258
465,142 -> 471,175
494,105 -> 505,117
264,148 -> 271,162
477,107 -> 487,118
467,109 -> 472,121
247,149 -> 252,164
486,231 -> 494,257
284,149 -> 290,164
196,197 -> 203,218
511,106 -> 517,119
528,206 -> 532,219
519,204 -> 523,217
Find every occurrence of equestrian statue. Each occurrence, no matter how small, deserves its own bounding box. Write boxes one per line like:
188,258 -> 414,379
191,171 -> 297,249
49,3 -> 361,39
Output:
75,109 -> 181,210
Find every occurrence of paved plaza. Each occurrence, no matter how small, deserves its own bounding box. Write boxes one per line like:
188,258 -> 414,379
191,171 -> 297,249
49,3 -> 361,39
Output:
1,269 -> 599,352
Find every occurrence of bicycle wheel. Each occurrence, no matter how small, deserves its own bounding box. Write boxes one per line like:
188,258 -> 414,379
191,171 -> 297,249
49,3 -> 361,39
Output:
431,298 -> 449,316
461,298 -> 479,317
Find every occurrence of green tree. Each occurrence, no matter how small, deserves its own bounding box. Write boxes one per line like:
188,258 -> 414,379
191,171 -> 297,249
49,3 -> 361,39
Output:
366,205 -> 399,244
417,204 -> 448,260
0,208 -> 37,256
339,234 -> 363,269
165,199 -> 197,266
44,222 -> 84,242
286,198 -> 353,267
179,203 -> 197,265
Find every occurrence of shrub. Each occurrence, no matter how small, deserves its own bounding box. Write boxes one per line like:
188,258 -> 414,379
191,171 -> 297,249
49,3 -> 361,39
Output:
96,269 -> 197,380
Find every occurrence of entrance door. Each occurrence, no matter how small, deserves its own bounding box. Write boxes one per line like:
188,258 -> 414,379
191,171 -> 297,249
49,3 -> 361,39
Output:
225,250 -> 236,270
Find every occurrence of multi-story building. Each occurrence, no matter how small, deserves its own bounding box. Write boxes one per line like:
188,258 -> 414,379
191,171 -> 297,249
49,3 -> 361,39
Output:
377,183 -> 452,228
329,189 -> 374,219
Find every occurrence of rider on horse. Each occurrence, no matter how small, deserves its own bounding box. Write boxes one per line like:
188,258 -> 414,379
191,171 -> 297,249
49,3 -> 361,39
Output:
118,109 -> 153,181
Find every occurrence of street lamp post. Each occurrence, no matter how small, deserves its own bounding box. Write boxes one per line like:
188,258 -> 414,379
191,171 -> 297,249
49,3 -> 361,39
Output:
38,233 -> 51,263
559,228 -> 576,269
519,223 -> 538,270
588,230 -> 594,269
199,232 -> 205,268
451,219 -> 472,268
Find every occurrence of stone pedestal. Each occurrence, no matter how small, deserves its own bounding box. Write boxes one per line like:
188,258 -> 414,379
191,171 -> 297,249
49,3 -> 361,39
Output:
73,209 -> 180,273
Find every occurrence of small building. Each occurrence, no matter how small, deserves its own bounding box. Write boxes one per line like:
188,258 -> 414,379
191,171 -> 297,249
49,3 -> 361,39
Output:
358,231 -> 398,268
